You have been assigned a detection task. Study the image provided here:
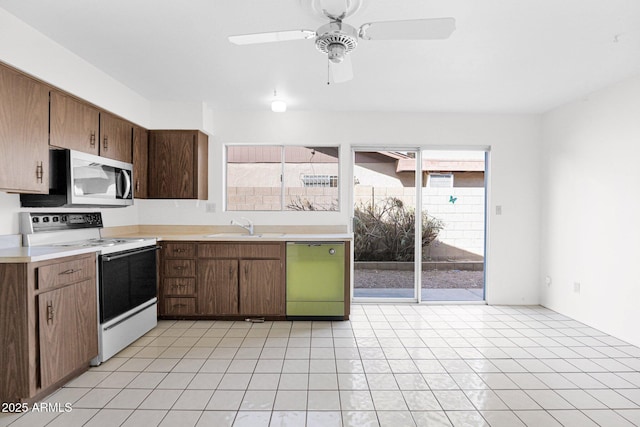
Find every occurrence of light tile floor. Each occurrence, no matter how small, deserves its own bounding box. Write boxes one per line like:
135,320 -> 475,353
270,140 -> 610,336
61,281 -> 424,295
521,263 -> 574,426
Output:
3,304 -> 640,426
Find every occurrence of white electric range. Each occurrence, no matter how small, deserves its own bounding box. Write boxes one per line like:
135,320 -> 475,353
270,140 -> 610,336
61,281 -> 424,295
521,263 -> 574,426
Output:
21,212 -> 158,365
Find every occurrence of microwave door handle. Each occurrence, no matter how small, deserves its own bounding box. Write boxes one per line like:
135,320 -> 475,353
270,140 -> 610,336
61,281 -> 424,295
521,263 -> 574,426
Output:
119,170 -> 131,199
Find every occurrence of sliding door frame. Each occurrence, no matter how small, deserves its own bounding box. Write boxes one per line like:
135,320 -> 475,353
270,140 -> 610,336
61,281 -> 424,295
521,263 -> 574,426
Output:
349,146 -> 491,305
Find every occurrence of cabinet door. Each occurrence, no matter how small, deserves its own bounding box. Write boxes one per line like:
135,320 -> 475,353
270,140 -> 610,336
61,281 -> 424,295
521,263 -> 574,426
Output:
239,259 -> 284,316
0,64 -> 49,193
148,131 -> 196,199
132,126 -> 148,198
198,259 -> 239,315
49,91 -> 99,155
38,286 -> 75,388
73,279 -> 98,365
100,112 -> 132,163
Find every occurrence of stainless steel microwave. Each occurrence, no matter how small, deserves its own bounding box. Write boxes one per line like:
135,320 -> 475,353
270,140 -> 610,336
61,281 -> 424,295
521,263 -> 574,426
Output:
21,149 -> 134,208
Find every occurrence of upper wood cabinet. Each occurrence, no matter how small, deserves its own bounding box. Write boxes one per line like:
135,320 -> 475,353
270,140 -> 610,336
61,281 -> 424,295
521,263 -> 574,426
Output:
49,92 -> 133,164
0,63 -> 50,194
49,91 -> 100,155
133,125 -> 149,198
100,112 -> 133,163
148,130 -> 208,199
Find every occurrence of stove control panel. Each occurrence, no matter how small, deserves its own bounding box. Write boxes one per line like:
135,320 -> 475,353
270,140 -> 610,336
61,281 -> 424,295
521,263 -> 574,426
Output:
21,212 -> 104,233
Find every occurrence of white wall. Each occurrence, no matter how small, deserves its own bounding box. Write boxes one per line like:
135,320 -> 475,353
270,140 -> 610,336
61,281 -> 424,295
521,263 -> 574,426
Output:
540,74 -> 640,346
138,110 -> 542,305
0,8 -> 543,306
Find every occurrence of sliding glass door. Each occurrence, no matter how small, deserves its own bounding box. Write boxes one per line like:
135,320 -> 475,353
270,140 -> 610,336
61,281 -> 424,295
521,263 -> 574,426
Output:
352,148 -> 486,302
352,150 -> 417,300
420,150 -> 486,302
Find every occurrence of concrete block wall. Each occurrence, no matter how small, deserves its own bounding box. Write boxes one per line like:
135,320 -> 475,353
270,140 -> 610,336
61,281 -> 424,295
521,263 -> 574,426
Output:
227,187 -> 339,211
354,186 -> 485,261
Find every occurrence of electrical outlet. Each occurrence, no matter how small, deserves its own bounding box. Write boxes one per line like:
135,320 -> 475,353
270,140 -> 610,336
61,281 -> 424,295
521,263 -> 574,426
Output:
495,205 -> 502,215
545,276 -> 552,286
205,203 -> 216,213
573,282 -> 581,293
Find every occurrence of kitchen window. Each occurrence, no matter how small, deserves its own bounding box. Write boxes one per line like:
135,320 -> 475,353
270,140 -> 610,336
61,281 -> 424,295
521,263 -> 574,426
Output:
226,145 -> 340,211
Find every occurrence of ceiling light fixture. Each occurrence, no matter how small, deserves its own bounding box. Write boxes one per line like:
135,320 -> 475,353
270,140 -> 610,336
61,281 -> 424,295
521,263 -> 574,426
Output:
271,90 -> 287,112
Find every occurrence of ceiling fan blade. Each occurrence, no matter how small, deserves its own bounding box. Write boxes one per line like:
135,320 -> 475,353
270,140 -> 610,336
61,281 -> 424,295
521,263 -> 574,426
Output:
359,17 -> 456,41
330,54 -> 353,83
229,29 -> 316,45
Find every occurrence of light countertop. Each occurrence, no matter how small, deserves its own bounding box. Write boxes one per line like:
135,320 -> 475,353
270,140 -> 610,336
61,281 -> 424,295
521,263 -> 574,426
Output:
0,232 -> 352,263
0,246 -> 100,263
149,233 -> 353,242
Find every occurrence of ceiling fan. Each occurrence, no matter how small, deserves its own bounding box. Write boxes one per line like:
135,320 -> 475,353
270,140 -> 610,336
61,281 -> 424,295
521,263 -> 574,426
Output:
228,0 -> 456,83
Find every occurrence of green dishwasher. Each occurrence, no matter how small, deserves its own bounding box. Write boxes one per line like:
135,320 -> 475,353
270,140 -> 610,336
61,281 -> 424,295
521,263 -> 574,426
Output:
286,242 -> 345,319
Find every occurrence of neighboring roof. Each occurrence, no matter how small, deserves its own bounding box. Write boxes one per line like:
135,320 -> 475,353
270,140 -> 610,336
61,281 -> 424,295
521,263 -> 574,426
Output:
396,159 -> 485,173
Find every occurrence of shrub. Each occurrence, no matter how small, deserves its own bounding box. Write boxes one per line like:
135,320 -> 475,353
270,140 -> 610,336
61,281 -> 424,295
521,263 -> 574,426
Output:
286,196 -> 338,211
354,197 -> 443,262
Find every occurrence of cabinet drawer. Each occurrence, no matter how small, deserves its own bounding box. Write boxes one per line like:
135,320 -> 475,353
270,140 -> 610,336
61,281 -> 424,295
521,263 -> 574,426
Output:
164,298 -> 196,316
37,255 -> 95,290
198,243 -> 239,258
163,242 -> 196,258
162,278 -> 196,296
163,259 -> 195,277
238,243 -> 283,259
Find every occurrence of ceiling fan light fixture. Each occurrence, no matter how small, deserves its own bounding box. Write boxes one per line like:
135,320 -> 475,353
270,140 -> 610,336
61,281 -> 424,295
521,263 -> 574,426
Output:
271,99 -> 287,112
271,90 -> 287,112
327,43 -> 346,63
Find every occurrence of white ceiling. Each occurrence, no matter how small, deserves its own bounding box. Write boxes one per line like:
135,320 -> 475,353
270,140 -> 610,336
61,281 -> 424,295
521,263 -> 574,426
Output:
1,0 -> 640,113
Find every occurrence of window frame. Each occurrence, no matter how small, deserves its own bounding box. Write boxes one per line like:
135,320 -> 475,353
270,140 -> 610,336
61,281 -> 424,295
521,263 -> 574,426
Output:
224,144 -> 341,212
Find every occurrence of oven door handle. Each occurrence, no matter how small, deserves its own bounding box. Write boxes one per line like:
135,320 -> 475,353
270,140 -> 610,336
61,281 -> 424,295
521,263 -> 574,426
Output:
102,245 -> 160,262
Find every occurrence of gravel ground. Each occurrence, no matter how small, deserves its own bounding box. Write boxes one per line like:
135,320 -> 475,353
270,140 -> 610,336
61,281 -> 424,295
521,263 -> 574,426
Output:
354,269 -> 484,289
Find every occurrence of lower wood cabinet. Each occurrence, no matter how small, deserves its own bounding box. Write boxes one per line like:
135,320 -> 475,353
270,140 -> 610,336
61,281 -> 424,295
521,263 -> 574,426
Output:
198,259 -> 238,315
0,253 -> 98,403
239,259 -> 283,315
38,279 -> 97,389
159,241 -> 285,318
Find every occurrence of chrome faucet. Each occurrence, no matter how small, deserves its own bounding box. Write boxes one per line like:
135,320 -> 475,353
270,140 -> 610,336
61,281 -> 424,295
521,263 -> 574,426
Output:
231,217 -> 254,235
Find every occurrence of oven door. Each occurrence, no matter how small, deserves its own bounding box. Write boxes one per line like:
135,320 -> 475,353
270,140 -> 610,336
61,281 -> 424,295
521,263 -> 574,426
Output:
99,246 -> 158,323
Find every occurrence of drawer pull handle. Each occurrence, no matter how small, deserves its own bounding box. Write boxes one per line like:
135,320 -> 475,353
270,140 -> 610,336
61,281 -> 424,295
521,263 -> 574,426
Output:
36,162 -> 44,183
173,303 -> 187,308
103,136 -> 108,150
46,302 -> 54,323
60,268 -> 81,275
174,266 -> 186,270
90,132 -> 96,147
174,249 -> 187,253
171,284 -> 188,288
